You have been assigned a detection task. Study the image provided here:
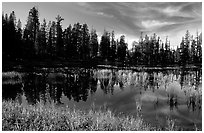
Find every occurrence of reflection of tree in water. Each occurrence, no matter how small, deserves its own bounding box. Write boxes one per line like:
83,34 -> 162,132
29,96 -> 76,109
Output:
23,73 -> 47,104
183,69 -> 202,112
95,69 -> 201,94
173,68 -> 202,112
23,73 -> 40,104
48,83 -> 63,104
97,70 -> 120,95
180,69 -> 187,90
167,94 -> 178,111
22,69 -> 96,104
186,92 -> 202,112
94,69 -> 202,112
23,72 -> 64,104
179,68 -> 202,90
134,71 -> 160,92
98,71 -> 114,95
195,69 -> 202,90
2,83 -> 23,101
147,71 -> 156,92
63,69 -> 92,102
111,71 -> 117,88
38,73 -> 48,104
77,70 -> 90,101
89,70 -> 98,95
190,69 -> 202,90
5,68 -> 201,109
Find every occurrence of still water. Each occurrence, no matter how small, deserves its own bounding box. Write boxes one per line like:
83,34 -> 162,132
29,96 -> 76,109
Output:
2,67 -> 202,130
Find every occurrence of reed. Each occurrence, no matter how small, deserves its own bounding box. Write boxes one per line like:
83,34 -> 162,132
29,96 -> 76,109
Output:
2,100 -> 199,131
2,100 -> 155,131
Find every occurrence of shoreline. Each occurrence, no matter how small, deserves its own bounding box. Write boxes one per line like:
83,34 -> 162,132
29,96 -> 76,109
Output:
3,60 -> 202,72
3,100 -> 195,131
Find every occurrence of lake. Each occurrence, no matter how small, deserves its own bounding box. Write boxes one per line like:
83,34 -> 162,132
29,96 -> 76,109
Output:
2,67 -> 202,130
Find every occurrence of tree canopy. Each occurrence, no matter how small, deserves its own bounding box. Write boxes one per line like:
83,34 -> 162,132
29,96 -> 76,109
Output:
2,7 -> 202,67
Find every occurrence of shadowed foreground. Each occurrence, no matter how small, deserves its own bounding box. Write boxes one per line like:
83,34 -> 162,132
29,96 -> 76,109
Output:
2,100 -> 199,131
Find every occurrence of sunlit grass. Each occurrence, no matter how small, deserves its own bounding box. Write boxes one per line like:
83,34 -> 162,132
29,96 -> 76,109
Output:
2,100 -> 200,131
2,72 -> 23,84
2,71 -> 22,79
2,100 -> 156,131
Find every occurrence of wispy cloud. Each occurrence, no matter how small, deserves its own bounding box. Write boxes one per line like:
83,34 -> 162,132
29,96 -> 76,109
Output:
141,20 -> 175,29
78,2 -> 201,37
3,2 -> 202,47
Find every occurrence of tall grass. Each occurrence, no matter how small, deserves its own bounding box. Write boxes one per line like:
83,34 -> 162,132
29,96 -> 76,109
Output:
2,100 -> 198,131
2,100 -> 156,131
2,71 -> 22,79
2,72 -> 23,84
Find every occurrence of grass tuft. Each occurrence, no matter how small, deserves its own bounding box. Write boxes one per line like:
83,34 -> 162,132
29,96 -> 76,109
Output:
2,100 -> 196,131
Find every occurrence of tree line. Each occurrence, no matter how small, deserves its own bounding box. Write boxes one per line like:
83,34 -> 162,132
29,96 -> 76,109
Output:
131,31 -> 202,66
2,7 -> 202,66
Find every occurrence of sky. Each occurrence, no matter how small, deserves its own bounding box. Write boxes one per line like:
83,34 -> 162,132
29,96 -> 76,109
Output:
2,2 -> 202,49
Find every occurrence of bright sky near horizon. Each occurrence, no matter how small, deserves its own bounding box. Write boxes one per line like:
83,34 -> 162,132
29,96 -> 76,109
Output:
2,2 -> 202,49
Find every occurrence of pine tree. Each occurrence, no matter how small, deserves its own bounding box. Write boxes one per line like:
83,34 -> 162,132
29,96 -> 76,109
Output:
55,15 -> 64,57
72,22 -> 82,59
191,38 -> 196,64
37,18 -> 47,57
15,19 -> 23,58
2,13 -> 9,59
81,23 -> 90,60
184,30 -> 191,64
64,24 -> 74,59
2,11 -> 17,59
117,35 -> 127,62
197,33 -> 202,64
47,21 -> 56,57
23,7 -> 40,58
100,30 -> 110,60
90,28 -> 99,58
110,30 -> 117,61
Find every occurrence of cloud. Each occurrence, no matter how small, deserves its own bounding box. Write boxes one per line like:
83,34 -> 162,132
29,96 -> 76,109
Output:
162,6 -> 181,15
180,2 -> 202,15
96,11 -> 114,18
81,3 -> 143,35
79,2 -> 201,47
3,2 -> 201,48
141,20 -> 175,29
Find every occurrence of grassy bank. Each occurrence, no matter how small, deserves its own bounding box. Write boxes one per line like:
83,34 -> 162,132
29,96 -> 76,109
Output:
2,100 -> 188,131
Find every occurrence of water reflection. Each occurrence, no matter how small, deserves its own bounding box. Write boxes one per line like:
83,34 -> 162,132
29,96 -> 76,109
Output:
2,83 -> 23,100
3,68 -> 201,110
2,68 -> 202,128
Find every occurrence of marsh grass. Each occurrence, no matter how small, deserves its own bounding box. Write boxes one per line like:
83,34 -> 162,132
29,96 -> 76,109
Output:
2,72 -> 23,84
2,71 -> 22,79
2,100 -> 194,131
2,100 -> 154,131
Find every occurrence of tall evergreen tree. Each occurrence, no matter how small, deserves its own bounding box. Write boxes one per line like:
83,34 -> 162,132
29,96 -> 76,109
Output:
100,30 -> 110,60
64,24 -> 74,59
90,28 -> 98,58
55,15 -> 64,57
117,35 -> 127,62
15,19 -> 23,58
197,33 -> 202,64
81,23 -> 90,60
110,31 -> 117,61
23,7 -> 40,58
47,21 -> 56,57
190,38 -> 196,64
2,11 -> 17,59
37,18 -> 47,57
180,30 -> 191,65
2,13 -> 9,59
72,22 -> 82,59
2,7 -> 202,66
